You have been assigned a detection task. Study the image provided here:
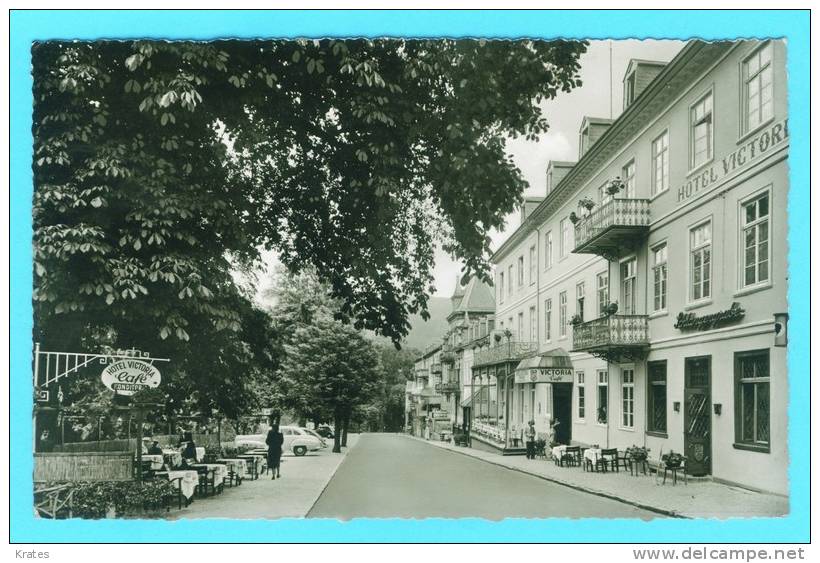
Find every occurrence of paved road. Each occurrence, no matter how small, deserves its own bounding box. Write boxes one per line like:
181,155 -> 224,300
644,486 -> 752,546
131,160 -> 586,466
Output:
308,434 -> 661,519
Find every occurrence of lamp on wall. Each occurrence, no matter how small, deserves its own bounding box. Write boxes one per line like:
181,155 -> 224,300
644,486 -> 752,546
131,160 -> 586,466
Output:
774,313 -> 789,347
713,403 -> 722,416
673,401 -> 681,413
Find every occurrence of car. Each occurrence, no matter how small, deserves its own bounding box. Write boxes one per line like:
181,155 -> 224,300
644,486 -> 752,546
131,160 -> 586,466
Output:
235,427 -> 323,457
314,425 -> 335,439
302,428 -> 328,448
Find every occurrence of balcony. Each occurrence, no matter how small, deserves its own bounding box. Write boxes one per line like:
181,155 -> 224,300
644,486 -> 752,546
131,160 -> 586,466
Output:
430,363 -> 442,375
573,198 -> 650,260
472,341 -> 538,368
415,368 -> 429,379
435,381 -> 460,395
571,315 -> 649,363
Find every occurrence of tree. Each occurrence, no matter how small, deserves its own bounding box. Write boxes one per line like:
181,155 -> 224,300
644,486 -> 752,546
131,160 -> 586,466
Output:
358,343 -> 419,432
278,312 -> 380,453
32,38 -> 587,350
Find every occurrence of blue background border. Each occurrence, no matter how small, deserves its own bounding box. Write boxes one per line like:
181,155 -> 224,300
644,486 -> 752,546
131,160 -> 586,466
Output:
9,9 -> 810,543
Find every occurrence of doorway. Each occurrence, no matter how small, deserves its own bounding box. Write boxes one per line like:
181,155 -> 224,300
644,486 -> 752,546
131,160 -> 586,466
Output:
552,383 -> 573,445
684,356 -> 712,476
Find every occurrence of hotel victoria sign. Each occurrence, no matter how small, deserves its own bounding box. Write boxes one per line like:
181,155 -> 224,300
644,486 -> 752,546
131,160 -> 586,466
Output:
515,367 -> 574,384
677,119 -> 789,204
100,359 -> 162,395
674,302 -> 746,331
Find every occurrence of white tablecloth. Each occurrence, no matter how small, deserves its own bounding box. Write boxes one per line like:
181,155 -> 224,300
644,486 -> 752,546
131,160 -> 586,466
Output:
162,470 -> 198,499
162,449 -> 183,468
237,454 -> 265,476
191,463 -> 227,488
584,448 -> 602,465
216,458 -> 248,477
551,445 -> 567,459
195,447 -> 206,462
143,454 -> 164,470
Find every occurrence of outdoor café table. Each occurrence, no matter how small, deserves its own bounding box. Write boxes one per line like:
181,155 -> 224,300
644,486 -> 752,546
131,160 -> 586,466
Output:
142,454 -> 164,471
162,449 -> 183,468
551,444 -> 567,460
157,470 -> 198,502
235,454 -> 262,479
216,458 -> 248,484
584,447 -> 602,469
189,463 -> 227,490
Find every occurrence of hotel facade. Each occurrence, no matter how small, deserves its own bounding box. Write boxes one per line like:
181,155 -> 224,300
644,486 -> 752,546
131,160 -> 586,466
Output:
469,40 -> 789,495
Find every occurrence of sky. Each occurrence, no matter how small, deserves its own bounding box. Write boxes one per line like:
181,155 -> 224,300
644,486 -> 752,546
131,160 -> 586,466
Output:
254,39 -> 685,302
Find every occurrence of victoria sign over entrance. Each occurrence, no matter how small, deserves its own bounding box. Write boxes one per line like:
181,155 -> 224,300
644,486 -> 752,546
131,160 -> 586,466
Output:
100,360 -> 162,395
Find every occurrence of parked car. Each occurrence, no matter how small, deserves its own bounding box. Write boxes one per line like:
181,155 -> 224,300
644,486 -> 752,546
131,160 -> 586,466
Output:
302,428 -> 328,448
235,428 -> 322,456
314,425 -> 335,439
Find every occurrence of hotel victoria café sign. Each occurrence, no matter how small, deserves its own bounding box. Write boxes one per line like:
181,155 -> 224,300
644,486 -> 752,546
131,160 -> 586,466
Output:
101,359 -> 162,396
677,119 -> 788,204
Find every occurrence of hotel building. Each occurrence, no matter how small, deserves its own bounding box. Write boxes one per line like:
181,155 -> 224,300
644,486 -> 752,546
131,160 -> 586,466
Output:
471,40 -> 789,494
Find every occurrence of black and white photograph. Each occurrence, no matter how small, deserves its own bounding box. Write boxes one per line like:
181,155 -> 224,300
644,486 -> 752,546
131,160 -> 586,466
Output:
16,9 -> 805,538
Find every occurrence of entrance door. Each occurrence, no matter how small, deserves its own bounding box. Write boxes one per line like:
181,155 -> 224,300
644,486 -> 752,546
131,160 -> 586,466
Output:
552,383 -> 573,445
684,356 -> 712,476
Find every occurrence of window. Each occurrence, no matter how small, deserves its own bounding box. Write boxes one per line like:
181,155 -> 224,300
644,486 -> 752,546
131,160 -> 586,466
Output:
577,371 -> 586,420
622,159 -> 636,198
735,350 -> 770,449
507,265 -> 513,296
620,258 -> 637,315
621,368 -> 634,428
576,282 -> 585,322
529,245 -> 536,284
690,91 -> 713,169
743,43 -> 773,134
560,218 -> 571,258
647,361 -> 667,434
517,312 -> 524,341
597,370 -> 608,424
544,298 -> 552,341
559,291 -> 567,337
597,271 -> 609,317
517,256 -> 524,287
651,130 -> 670,195
690,221 -> 712,301
545,231 -> 553,269
742,192 -> 770,287
499,272 -> 505,303
652,243 -> 668,311
529,306 -> 537,341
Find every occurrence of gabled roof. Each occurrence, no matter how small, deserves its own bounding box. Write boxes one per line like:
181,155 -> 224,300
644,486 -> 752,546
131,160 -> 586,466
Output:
623,58 -> 667,82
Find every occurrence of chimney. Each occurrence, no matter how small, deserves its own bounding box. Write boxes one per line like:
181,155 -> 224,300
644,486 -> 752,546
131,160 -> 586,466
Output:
546,160 -> 575,194
519,197 -> 545,225
623,59 -> 666,110
579,116 -> 614,159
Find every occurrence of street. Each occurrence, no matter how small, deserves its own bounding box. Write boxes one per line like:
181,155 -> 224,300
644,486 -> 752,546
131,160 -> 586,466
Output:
308,434 -> 662,519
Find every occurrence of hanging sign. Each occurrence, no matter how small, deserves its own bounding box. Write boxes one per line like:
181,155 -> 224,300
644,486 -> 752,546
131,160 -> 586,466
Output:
677,119 -> 788,205
515,368 -> 574,384
101,359 -> 161,395
674,302 -> 745,331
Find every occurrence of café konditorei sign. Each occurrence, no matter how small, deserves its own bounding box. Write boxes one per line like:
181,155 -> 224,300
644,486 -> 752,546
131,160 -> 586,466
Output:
101,359 -> 162,395
514,367 -> 574,384
677,119 -> 788,205
674,302 -> 745,331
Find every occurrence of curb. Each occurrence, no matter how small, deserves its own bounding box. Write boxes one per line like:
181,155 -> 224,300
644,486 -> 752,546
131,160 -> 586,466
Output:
403,434 -> 686,519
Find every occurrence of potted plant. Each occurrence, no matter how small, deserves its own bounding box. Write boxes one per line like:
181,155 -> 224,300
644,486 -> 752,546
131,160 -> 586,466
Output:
494,333 -> 503,344
626,445 -> 650,462
578,197 -> 596,212
569,314 -> 583,326
596,406 -> 607,424
605,301 -> 619,316
569,211 -> 580,225
606,177 -> 624,196
662,450 -> 685,468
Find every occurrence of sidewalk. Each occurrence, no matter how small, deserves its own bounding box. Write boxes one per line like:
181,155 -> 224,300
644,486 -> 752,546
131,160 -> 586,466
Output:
409,435 -> 788,519
164,435 -> 358,520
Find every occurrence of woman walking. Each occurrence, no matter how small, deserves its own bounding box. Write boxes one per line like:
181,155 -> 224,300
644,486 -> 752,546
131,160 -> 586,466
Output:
266,422 -> 284,480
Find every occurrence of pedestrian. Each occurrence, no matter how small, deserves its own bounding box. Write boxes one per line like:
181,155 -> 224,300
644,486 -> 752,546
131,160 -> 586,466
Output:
266,422 -> 283,480
525,420 -> 536,460
548,417 -> 561,447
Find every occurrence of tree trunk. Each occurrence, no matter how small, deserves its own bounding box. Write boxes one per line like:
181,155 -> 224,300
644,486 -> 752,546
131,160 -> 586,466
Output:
332,411 -> 342,453
341,414 -> 349,447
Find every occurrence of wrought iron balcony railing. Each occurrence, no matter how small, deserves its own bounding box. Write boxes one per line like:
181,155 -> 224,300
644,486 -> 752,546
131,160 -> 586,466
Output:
573,198 -> 650,259
430,363 -> 442,374
571,315 -> 649,362
472,341 -> 538,368
435,381 -> 460,395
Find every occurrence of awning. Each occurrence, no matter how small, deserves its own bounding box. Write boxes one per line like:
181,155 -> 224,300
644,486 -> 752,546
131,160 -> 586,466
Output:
514,348 -> 574,384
